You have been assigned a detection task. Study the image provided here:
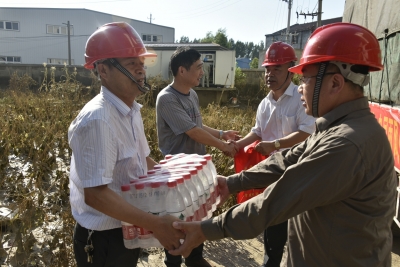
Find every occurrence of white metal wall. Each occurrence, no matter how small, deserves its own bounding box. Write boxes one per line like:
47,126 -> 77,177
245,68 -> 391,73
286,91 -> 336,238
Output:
0,8 -> 175,66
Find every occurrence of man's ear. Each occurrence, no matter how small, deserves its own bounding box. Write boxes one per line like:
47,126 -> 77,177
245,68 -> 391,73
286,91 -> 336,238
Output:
97,64 -> 109,80
330,73 -> 345,95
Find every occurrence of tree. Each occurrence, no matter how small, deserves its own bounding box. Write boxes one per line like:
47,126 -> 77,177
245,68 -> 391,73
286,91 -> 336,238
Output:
235,41 -> 246,57
214,28 -> 228,48
179,36 -> 190,43
250,58 -> 259,69
201,31 -> 214,43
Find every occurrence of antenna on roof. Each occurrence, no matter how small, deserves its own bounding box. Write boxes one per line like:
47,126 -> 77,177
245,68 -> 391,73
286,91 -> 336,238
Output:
147,13 -> 155,24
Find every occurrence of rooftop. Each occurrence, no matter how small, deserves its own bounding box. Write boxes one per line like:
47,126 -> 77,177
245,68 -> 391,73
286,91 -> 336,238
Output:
266,17 -> 342,36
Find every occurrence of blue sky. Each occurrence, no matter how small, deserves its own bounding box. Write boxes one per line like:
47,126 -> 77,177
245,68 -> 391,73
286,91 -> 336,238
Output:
4,0 -> 346,45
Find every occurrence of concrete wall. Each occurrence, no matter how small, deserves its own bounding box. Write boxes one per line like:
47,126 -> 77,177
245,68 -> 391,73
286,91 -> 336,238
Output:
241,69 -> 264,87
0,64 -> 92,88
0,64 -> 234,106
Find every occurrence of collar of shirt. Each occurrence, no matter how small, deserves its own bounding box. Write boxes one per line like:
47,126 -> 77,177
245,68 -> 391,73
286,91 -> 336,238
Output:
266,82 -> 296,103
101,86 -> 142,117
316,97 -> 369,132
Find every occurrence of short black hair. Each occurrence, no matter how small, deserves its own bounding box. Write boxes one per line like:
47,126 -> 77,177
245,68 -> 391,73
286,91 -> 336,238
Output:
170,47 -> 201,77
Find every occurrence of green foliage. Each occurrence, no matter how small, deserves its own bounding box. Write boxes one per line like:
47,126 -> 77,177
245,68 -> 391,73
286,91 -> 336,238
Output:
235,66 -> 247,90
201,31 -> 214,43
1,71 -> 256,266
250,58 -> 259,69
213,28 -> 229,48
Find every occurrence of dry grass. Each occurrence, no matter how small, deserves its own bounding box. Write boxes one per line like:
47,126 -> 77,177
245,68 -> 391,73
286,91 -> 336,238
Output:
0,71 -> 256,266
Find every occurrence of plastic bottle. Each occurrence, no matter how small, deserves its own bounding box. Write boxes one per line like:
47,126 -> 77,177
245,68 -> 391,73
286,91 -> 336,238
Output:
134,183 -> 153,248
195,159 -> 216,212
148,181 -> 165,248
174,176 -> 194,221
181,172 -> 200,221
204,154 -> 220,205
165,180 -> 186,221
186,163 -> 212,219
121,185 -> 137,249
176,166 -> 207,220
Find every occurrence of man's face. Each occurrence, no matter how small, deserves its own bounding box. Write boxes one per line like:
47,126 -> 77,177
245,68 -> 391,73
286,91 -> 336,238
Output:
298,64 -> 340,117
101,57 -> 146,106
183,59 -> 204,87
264,62 -> 291,91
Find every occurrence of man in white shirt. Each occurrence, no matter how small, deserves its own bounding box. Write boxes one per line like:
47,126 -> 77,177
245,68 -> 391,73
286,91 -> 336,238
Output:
68,22 -> 184,267
234,42 -> 315,267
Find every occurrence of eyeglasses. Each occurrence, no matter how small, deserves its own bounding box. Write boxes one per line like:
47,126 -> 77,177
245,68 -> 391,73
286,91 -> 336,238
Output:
299,72 -> 340,85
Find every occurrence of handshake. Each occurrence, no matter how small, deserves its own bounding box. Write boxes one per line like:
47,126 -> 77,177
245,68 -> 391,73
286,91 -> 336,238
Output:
218,130 -> 241,158
222,140 -> 240,157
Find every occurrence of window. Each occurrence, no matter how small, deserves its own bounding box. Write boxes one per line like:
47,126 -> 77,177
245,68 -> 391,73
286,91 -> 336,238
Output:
47,58 -> 74,65
0,21 -> 19,31
142,34 -> 162,43
0,56 -> 21,63
47,25 -> 74,35
291,34 -> 298,45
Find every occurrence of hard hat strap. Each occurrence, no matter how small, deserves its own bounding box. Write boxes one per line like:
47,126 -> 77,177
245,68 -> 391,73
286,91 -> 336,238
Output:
108,58 -> 150,93
312,62 -> 328,118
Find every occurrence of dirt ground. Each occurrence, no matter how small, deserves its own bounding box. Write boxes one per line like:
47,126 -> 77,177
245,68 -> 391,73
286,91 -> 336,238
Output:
137,233 -> 400,267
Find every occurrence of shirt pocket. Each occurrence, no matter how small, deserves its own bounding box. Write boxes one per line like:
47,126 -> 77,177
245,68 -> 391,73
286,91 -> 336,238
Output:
282,115 -> 297,136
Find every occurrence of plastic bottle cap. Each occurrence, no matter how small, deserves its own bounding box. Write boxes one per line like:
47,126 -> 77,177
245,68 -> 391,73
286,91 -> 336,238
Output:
160,159 -> 168,164
121,185 -> 130,191
151,181 -> 160,188
204,154 -> 211,160
167,181 -> 177,187
148,170 -> 156,174
175,177 -> 184,184
199,159 -> 207,165
164,155 -> 173,160
154,165 -> 162,170
182,173 -> 191,180
139,175 -> 147,179
135,183 -> 145,190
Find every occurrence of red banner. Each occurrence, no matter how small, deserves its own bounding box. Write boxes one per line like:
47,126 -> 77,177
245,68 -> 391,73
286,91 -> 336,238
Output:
234,141 -> 267,203
369,102 -> 400,171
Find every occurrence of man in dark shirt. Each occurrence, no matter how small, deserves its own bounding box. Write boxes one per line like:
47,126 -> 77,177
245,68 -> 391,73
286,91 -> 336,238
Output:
169,22 -> 397,267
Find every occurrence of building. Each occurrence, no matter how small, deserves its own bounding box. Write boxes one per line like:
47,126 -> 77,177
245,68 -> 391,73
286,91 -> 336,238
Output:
0,7 -> 175,66
258,17 -> 342,68
145,43 -> 235,88
236,57 -> 251,69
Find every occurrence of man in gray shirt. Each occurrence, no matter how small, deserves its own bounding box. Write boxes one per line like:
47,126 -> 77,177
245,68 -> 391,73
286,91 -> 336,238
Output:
169,23 -> 396,267
156,47 -> 239,267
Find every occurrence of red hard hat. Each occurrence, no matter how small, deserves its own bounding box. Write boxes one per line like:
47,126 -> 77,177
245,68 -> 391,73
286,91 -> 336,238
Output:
84,22 -> 156,69
261,41 -> 297,67
289,22 -> 383,74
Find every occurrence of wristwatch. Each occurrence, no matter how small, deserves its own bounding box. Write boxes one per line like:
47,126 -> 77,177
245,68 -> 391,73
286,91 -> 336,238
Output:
274,139 -> 281,150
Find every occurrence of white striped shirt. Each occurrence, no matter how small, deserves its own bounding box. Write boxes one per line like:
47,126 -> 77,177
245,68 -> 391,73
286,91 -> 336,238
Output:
251,82 -> 315,141
68,86 -> 150,230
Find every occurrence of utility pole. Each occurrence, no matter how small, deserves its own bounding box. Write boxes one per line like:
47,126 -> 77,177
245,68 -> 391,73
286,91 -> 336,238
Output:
148,14 -> 155,24
298,1 -> 323,28
63,21 -> 72,65
281,0 -> 293,42
317,0 -> 322,27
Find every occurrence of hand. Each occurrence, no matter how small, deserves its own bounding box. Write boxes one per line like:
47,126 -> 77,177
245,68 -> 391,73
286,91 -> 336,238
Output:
168,221 -> 206,258
152,215 -> 186,251
222,142 -> 237,157
254,141 -> 275,156
216,175 -> 230,206
222,130 -> 241,141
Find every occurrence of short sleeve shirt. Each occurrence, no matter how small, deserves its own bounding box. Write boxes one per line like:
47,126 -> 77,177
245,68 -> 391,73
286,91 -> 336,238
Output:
68,86 -> 150,230
156,85 -> 206,155
251,82 -> 315,141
